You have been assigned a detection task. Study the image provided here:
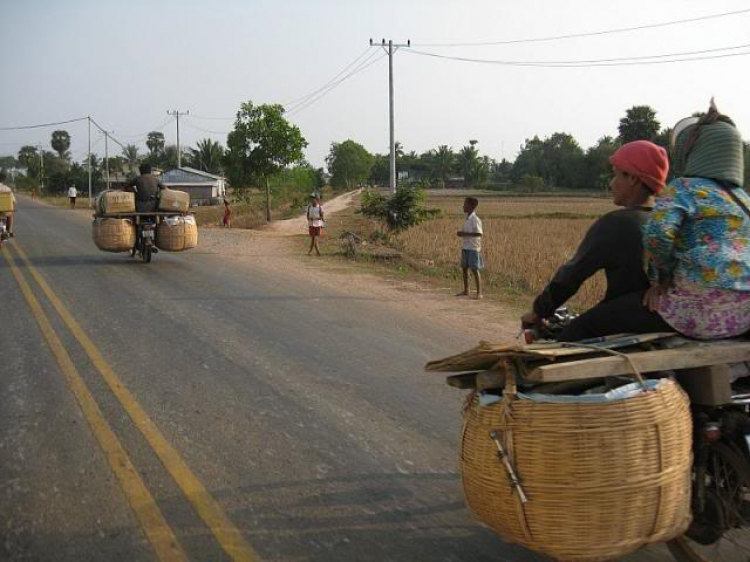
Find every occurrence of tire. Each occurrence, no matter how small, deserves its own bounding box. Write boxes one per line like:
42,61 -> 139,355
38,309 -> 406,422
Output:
142,245 -> 152,263
667,441 -> 750,562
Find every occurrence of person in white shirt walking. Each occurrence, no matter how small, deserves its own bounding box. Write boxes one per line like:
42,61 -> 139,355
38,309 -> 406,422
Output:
68,185 -> 78,208
306,196 -> 325,256
456,197 -> 484,299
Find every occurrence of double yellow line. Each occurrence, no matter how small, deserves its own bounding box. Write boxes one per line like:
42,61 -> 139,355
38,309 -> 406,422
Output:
3,243 -> 260,562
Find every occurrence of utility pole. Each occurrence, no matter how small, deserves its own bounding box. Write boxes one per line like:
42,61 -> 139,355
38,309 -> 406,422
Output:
371,38 -> 410,193
37,143 -> 44,195
104,131 -> 111,190
167,109 -> 189,168
87,117 -> 92,206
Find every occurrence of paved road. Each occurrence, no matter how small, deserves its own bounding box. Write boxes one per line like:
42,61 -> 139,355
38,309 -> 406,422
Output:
0,198 -> 674,562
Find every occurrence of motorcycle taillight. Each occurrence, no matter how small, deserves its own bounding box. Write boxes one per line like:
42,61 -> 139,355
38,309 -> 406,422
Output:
703,422 -> 722,442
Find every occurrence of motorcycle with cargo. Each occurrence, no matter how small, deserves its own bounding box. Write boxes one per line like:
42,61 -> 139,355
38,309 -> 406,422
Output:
428,329 -> 750,562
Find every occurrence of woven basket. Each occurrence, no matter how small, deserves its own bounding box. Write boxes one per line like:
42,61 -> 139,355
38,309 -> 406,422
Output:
92,218 -> 135,252
156,216 -> 198,251
461,377 -> 692,562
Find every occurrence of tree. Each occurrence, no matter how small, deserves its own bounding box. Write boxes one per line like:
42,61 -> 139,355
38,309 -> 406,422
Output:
50,130 -> 71,160
432,145 -> 455,186
511,136 -> 545,187
618,105 -> 661,143
225,100 -> 307,221
146,131 -> 166,156
122,144 -> 140,175
456,141 -> 487,187
369,154 -> 390,186
18,145 -> 39,171
189,138 -> 224,174
583,136 -> 619,192
542,133 -> 585,189
326,140 -> 374,190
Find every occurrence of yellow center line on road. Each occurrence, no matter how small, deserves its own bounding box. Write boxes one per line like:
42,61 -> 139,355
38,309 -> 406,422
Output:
2,247 -> 188,562
11,243 -> 261,562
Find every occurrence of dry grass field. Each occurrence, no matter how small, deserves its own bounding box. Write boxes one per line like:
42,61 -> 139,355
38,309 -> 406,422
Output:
396,193 -> 616,311
322,191 -> 613,313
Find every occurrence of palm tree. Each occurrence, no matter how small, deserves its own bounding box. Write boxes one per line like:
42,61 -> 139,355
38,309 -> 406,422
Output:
121,144 -> 140,175
190,138 -> 224,174
433,145 -> 454,185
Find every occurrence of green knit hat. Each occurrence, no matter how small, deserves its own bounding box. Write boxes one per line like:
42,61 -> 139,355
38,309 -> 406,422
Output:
672,110 -> 744,187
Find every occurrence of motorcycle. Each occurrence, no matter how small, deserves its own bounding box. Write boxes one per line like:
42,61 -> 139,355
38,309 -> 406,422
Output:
0,214 -> 10,249
523,311 -> 750,562
131,217 -> 157,263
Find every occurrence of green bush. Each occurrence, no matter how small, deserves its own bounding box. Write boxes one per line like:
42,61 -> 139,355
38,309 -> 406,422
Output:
359,186 -> 441,234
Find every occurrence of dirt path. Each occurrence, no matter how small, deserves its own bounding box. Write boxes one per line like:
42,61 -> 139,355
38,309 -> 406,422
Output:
200,190 -> 520,345
262,189 -> 362,235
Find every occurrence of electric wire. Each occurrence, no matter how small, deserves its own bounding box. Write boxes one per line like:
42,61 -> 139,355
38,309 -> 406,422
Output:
412,8 -> 750,47
287,51 -> 386,117
284,46 -> 374,108
0,116 -> 88,131
403,43 -> 750,68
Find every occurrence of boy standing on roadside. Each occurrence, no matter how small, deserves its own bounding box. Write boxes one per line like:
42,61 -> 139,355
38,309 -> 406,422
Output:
456,197 -> 483,299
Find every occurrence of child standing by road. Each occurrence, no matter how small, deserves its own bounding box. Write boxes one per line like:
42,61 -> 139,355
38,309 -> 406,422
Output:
307,196 -> 324,256
456,197 -> 483,299
222,199 -> 232,228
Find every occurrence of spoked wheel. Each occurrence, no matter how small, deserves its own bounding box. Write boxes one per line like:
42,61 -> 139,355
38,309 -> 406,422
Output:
668,442 -> 750,562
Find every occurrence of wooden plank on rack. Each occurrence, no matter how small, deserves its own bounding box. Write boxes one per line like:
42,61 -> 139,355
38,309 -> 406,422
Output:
528,341 -> 750,382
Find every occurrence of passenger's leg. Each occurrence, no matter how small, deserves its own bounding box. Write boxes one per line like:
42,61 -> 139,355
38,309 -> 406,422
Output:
557,290 -> 673,342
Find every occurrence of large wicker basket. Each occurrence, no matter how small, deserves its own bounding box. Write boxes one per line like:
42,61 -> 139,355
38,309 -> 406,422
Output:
461,377 -> 692,561
156,215 -> 198,251
92,218 -> 135,252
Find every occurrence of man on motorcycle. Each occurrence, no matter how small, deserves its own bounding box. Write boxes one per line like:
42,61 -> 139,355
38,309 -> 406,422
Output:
521,140 -> 671,341
124,163 -> 164,213
0,183 -> 16,238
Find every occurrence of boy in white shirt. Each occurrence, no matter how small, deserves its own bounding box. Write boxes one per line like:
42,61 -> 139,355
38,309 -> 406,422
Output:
306,196 -> 325,256
456,197 -> 483,299
68,185 -> 77,208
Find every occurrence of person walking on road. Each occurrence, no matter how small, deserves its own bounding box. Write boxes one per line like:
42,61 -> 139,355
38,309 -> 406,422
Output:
456,197 -> 484,299
68,185 -> 77,208
307,196 -> 324,256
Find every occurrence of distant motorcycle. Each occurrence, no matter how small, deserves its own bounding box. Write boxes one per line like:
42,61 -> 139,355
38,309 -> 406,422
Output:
0,214 -> 10,249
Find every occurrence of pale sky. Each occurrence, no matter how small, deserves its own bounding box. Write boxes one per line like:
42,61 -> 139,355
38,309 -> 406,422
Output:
1,0 -> 749,169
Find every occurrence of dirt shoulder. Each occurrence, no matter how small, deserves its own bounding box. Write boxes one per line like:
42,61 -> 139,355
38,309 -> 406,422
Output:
199,190 -> 521,344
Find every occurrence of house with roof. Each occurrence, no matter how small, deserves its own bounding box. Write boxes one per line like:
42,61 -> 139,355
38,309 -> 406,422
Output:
160,167 -> 227,205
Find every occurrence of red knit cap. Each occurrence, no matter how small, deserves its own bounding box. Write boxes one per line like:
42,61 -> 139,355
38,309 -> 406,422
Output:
609,140 -> 669,194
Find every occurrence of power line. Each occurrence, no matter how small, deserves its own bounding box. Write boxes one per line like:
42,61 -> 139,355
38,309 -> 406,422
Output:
116,116 -> 175,139
284,46 -> 374,108
403,43 -> 750,68
412,8 -> 750,47
182,120 -> 231,136
287,51 -> 386,116
0,116 -> 88,131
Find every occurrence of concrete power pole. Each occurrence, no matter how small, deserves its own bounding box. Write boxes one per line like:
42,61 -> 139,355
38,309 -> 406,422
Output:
167,109 -> 190,168
104,131 -> 110,190
371,38 -> 410,194
37,143 -> 44,195
87,117 -> 92,206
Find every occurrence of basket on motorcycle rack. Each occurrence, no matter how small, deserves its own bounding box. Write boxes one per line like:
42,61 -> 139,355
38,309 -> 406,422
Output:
92,217 -> 135,252
461,360 -> 693,562
155,215 -> 198,252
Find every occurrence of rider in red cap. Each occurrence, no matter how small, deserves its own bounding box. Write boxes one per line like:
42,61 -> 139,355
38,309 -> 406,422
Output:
522,140 -> 672,341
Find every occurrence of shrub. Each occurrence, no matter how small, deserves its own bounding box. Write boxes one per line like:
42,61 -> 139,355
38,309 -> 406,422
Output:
359,186 -> 441,235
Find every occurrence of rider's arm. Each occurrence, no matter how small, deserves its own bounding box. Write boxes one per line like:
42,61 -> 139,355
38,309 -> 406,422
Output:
532,216 -> 612,319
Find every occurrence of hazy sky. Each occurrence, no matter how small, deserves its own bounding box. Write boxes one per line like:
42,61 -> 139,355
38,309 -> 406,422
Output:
2,0 -> 749,169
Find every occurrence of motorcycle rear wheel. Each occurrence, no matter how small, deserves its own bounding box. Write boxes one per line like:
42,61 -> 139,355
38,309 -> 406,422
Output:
667,441 -> 750,562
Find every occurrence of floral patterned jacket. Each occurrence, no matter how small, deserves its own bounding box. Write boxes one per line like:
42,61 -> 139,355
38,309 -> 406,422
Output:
643,177 -> 750,291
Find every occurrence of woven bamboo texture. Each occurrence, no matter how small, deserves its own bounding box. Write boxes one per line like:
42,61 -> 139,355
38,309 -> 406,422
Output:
92,218 -> 135,252
461,378 -> 692,561
156,218 -> 198,251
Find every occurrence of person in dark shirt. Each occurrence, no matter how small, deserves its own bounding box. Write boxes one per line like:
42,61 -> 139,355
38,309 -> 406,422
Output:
521,140 -> 673,341
124,163 -> 164,213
